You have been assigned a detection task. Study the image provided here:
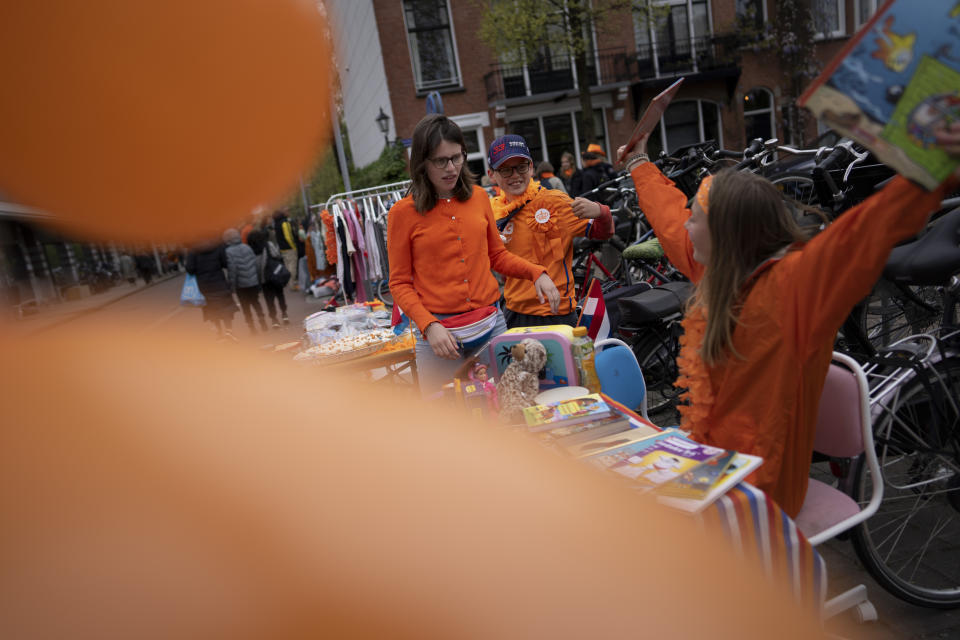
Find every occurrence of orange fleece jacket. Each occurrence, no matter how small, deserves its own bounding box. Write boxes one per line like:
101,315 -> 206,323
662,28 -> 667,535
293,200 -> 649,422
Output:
387,186 -> 546,332
630,161 -> 950,517
490,180 -> 613,315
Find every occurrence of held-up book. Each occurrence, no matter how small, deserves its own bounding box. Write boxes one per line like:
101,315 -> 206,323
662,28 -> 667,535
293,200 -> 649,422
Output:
615,77 -> 684,165
797,0 -> 960,189
656,452 -> 764,514
581,429 -> 726,490
523,394 -> 615,432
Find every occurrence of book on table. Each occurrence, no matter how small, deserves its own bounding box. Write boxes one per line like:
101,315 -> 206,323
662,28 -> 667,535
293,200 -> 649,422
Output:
579,429 -> 727,490
536,414 -> 635,451
522,393 -> 616,432
655,452 -> 764,514
565,420 -> 662,456
797,0 -> 960,189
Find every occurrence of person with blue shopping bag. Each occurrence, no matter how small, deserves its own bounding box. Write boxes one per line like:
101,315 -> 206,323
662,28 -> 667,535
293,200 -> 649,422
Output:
185,240 -> 237,341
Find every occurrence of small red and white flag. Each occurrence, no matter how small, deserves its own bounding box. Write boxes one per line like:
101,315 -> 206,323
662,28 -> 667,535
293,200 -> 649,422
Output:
391,302 -> 410,334
577,278 -> 610,341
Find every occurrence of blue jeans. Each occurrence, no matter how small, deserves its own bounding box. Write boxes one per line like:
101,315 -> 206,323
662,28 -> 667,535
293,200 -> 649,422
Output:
414,306 -> 508,398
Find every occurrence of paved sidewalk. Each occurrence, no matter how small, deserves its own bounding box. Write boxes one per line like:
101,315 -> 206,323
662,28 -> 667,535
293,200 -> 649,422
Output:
13,271 -> 182,335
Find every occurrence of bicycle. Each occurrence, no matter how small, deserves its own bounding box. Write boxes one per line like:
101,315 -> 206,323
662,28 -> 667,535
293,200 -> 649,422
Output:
832,207 -> 960,608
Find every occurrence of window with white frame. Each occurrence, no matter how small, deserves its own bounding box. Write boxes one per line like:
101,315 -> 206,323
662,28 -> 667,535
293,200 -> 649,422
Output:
402,0 -> 461,91
743,88 -> 774,143
508,109 -> 608,170
634,0 -> 711,71
646,99 -> 721,157
811,0 -> 844,39
856,0 -> 880,26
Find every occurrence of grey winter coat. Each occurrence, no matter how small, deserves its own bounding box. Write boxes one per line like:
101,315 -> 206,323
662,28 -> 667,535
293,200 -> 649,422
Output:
223,230 -> 261,290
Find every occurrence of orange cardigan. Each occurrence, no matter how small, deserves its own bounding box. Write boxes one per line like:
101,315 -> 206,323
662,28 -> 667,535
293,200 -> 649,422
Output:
387,186 -> 546,332
631,161 -> 949,517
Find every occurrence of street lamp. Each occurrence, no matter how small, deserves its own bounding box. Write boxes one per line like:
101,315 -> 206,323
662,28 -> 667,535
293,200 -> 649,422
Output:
375,107 -> 390,147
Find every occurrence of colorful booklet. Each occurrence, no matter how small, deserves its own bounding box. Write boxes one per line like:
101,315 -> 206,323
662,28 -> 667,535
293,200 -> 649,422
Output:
656,452 -> 764,514
656,450 -> 737,500
581,429 -> 726,490
797,0 -> 960,189
523,393 -> 615,432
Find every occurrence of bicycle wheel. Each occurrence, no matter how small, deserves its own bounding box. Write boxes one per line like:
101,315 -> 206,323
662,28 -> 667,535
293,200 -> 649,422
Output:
770,174 -> 819,207
851,279 -> 943,350
377,279 -> 393,308
850,355 -> 960,608
630,329 -> 681,417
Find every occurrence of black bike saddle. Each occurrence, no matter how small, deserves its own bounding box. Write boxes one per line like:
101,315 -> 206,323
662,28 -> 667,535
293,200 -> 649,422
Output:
884,207 -> 960,286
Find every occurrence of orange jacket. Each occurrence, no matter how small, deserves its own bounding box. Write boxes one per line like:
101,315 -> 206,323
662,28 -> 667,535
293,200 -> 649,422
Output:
388,186 -> 546,332
490,180 -> 613,315
631,161 -> 949,517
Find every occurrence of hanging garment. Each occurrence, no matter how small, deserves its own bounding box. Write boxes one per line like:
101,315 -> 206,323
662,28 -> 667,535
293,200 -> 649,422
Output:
320,209 -> 338,265
362,200 -> 383,280
334,214 -> 354,300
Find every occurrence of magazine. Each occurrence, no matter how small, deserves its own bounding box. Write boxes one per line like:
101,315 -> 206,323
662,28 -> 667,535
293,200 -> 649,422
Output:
656,449 -> 737,500
522,394 -> 615,432
582,429 -> 726,490
798,0 -> 960,189
656,453 -> 764,514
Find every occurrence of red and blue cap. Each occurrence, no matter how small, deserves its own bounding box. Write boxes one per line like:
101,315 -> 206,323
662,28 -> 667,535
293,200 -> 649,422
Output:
487,134 -> 532,169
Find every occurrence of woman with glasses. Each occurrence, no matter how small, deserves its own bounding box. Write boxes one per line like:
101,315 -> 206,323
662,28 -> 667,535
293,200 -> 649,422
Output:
388,115 -> 561,397
487,134 -> 614,328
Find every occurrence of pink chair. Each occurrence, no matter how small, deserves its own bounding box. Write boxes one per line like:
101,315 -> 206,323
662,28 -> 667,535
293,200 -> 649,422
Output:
795,352 -> 883,622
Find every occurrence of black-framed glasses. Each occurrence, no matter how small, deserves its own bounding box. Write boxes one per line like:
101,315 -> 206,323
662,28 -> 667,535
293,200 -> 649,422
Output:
495,161 -> 531,177
428,152 -> 466,170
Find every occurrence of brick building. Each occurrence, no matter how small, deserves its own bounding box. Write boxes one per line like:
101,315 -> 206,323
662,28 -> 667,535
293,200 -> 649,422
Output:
327,0 -> 883,177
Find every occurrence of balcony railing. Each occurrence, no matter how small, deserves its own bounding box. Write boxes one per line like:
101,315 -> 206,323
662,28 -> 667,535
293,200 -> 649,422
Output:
484,35 -> 740,103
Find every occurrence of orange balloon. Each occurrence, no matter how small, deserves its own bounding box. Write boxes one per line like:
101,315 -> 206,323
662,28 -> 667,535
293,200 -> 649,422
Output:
0,321 -> 828,639
0,1 -> 331,244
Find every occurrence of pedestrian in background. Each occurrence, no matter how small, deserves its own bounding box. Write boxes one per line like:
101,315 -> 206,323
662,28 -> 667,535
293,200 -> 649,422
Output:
570,144 -> 616,198
559,151 -> 576,192
250,227 -> 290,328
119,253 -> 136,285
273,209 -> 299,291
185,240 -> 236,340
535,160 -> 568,194
135,252 -> 155,285
223,227 -> 268,335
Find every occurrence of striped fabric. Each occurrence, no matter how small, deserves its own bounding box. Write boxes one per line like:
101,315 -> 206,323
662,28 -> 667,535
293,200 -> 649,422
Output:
702,483 -> 827,613
599,394 -> 826,613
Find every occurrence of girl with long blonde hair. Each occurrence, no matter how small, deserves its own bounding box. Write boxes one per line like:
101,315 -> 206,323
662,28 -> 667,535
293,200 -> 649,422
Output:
617,127 -> 960,517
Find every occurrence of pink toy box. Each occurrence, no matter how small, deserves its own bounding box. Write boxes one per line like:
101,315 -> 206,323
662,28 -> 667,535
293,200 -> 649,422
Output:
488,325 -> 579,389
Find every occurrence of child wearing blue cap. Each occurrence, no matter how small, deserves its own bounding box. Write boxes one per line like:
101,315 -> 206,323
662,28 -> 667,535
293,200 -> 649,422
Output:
487,134 -> 615,328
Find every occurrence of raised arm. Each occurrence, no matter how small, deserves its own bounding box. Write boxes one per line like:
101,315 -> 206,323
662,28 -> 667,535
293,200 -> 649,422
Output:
787,175 -> 953,358
629,162 -> 704,283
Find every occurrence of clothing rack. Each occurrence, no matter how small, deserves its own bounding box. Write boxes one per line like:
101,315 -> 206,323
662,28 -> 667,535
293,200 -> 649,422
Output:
312,180 -> 411,305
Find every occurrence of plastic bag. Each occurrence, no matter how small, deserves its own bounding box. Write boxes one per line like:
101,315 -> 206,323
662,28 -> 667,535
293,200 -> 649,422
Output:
180,273 -> 206,306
